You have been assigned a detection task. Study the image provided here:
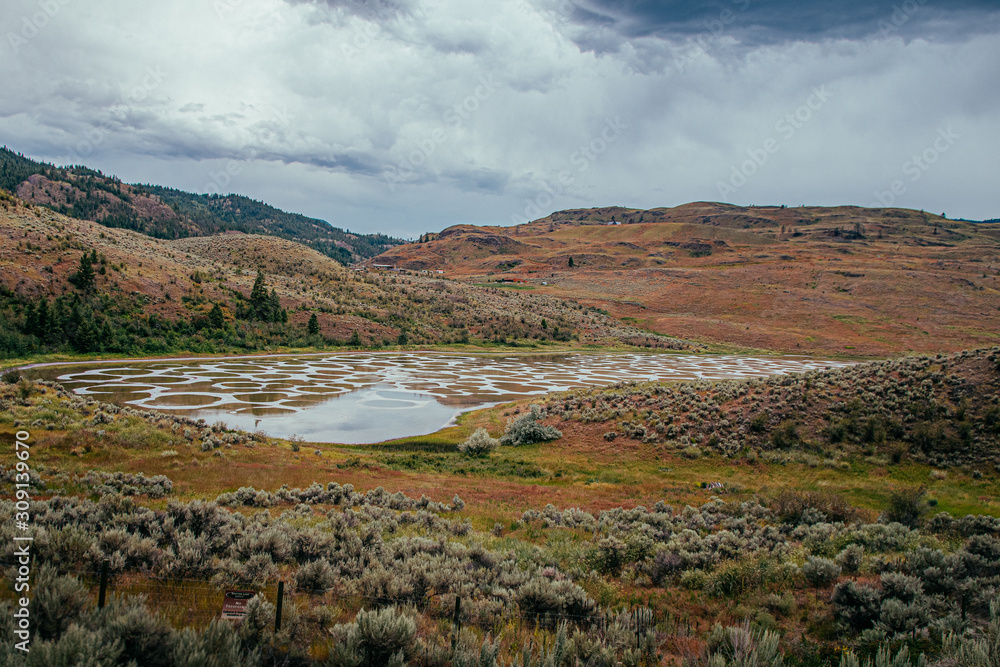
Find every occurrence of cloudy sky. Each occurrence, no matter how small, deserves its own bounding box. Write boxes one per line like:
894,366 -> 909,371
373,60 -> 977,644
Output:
2,0 -> 998,236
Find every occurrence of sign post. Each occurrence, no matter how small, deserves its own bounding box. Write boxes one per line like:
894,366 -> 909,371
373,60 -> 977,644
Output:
221,590 -> 256,620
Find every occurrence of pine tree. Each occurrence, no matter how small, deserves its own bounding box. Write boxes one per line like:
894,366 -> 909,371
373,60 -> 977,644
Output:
73,314 -> 98,352
23,301 -> 37,336
249,270 -> 268,319
36,299 -> 50,339
71,251 -> 95,292
568,256 -> 574,268
268,289 -> 281,323
349,330 -> 361,346
209,303 -> 225,329
307,313 -> 319,336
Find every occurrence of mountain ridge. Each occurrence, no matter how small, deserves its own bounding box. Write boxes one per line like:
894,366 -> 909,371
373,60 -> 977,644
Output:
0,146 -> 402,264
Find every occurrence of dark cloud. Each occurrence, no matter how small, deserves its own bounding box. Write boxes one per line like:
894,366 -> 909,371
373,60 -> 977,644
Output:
564,0 -> 1000,41
1,0 -> 997,232
283,0 -> 413,21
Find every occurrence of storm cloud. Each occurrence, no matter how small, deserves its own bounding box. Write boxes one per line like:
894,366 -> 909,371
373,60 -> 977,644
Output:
1,0 -> 997,235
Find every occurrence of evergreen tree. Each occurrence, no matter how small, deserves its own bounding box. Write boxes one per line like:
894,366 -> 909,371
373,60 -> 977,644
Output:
568,256 -> 574,268
70,251 -> 96,292
36,298 -> 50,339
249,270 -> 268,319
349,330 -> 362,346
23,301 -> 37,336
209,303 -> 225,329
268,289 -> 281,323
73,314 -> 98,352
99,321 -> 114,351
307,313 -> 319,336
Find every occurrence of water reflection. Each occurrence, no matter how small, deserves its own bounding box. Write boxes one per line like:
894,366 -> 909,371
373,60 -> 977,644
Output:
32,352 -> 853,443
194,386 -> 459,444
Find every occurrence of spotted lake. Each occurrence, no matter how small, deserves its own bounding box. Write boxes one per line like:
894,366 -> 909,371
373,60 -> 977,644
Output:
29,353 -> 853,444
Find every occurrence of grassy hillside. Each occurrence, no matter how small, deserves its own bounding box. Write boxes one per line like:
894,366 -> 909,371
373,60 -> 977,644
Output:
379,202 -> 1000,357
0,195 -> 697,360
0,146 -> 401,264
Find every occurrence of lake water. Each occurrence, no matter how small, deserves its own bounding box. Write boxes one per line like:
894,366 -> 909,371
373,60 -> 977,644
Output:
31,353 -> 853,444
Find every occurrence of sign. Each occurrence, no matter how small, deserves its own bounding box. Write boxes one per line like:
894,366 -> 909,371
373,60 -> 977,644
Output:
221,590 -> 256,620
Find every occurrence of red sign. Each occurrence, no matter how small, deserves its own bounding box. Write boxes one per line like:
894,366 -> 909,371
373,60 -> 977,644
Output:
221,590 -> 256,620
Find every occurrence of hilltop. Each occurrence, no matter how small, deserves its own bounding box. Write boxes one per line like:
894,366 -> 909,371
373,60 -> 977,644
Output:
0,147 -> 401,264
376,202 -> 1000,356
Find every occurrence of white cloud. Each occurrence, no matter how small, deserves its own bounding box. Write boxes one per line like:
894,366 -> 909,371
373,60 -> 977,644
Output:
0,0 -> 997,234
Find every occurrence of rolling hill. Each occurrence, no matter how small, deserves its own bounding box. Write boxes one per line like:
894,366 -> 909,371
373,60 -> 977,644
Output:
0,193 -> 695,359
375,202 -> 1000,357
0,147 -> 401,264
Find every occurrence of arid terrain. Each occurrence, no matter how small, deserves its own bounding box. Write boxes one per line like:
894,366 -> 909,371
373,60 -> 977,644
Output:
376,203 -> 1000,357
0,195 -> 694,355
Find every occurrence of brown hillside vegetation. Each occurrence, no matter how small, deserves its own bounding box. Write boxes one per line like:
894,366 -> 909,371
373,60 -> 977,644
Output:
0,198 -> 696,350
378,202 -> 1000,356
542,346 -> 1000,470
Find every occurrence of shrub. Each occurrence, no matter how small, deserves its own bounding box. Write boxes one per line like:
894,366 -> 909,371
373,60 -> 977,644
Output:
692,622 -> 784,667
589,536 -> 628,575
882,487 -> 928,527
171,621 -> 261,667
457,428 -> 499,456
770,420 -> 799,449
802,556 -> 841,587
749,413 -> 768,433
771,490 -> 862,525
327,606 -> 417,667
764,592 -> 795,617
838,643 -> 928,667
832,580 -> 882,632
17,625 -> 123,666
295,559 -> 337,593
499,405 -> 562,447
835,545 -> 864,574
514,577 -> 594,621
29,565 -> 91,640
236,594 -> 275,648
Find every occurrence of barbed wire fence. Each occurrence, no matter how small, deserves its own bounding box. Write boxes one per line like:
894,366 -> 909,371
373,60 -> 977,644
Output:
0,556 -> 708,658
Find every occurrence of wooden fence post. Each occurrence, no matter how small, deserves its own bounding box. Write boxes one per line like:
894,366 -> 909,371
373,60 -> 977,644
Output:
275,581 -> 285,632
98,559 -> 109,609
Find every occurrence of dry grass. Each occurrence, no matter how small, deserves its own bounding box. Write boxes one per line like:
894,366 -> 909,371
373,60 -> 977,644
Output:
378,202 -> 1000,357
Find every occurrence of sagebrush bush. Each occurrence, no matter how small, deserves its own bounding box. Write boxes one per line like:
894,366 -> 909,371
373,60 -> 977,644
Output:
28,565 -> 91,641
295,558 -> 337,593
687,621 -> 784,667
500,405 -> 562,446
802,556 -> 841,587
457,428 -> 499,456
327,606 -> 417,667
835,545 -> 864,574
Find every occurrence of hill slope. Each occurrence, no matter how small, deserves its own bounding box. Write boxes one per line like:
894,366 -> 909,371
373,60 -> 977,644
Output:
0,195 -> 696,359
0,147 -> 401,264
376,202 -> 1000,356
544,346 -> 1000,469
